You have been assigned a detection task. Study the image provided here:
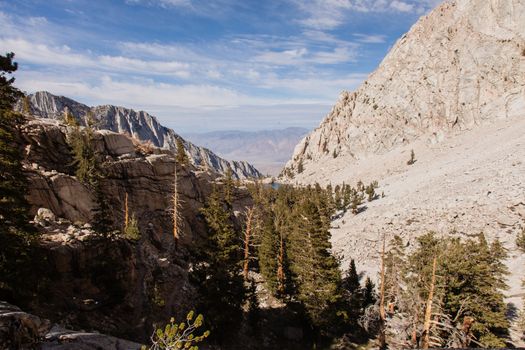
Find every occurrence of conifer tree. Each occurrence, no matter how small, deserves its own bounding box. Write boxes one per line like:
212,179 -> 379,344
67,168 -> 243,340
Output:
92,180 -> 114,236
288,191 -> 341,331
0,53 -> 37,296
342,259 -> 362,315
175,138 -> 189,166
69,120 -> 99,187
193,185 -> 245,343
362,276 -> 376,308
384,235 -> 406,313
0,53 -> 29,233
223,168 -> 234,209
350,190 -> 364,215
334,184 -> 343,211
242,206 -> 257,281
257,186 -> 293,296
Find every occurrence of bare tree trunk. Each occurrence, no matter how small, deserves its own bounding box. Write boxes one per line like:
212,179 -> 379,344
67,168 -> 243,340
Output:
277,231 -> 285,294
124,192 -> 129,230
411,306 -> 419,348
172,167 -> 180,247
243,207 -> 254,281
379,235 -> 387,350
422,255 -> 437,349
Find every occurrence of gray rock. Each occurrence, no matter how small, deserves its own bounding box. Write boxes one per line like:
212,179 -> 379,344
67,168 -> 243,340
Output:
285,0 -> 525,178
0,301 -> 142,350
19,91 -> 262,179
36,208 -> 56,222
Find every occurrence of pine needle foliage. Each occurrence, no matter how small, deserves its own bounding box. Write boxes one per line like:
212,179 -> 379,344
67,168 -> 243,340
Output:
377,232 -> 510,348
192,185 -> 245,343
175,138 -> 189,167
0,52 -> 41,300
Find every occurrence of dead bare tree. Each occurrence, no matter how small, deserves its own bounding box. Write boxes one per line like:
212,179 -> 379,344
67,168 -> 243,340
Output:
124,192 -> 129,230
422,255 -> 437,349
275,210 -> 287,294
171,166 -> 182,247
242,206 -> 257,281
379,234 -> 387,350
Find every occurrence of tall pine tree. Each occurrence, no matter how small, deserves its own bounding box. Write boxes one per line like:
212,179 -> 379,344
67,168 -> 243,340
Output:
0,53 -> 38,300
288,189 -> 342,332
192,185 -> 246,344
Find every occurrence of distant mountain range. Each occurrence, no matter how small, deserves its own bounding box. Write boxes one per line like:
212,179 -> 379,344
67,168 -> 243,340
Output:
183,128 -> 309,176
19,91 -> 262,179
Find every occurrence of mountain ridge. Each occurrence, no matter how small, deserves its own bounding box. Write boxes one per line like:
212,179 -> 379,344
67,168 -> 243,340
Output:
284,0 -> 525,178
20,91 -> 262,179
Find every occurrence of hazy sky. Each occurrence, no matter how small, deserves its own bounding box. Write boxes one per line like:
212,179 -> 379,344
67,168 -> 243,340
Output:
0,0 -> 441,133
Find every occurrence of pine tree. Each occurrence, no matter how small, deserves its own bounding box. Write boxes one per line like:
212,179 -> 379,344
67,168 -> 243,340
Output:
440,234 -> 509,347
176,138 -> 189,166
401,232 -> 510,348
92,180 -> 114,236
384,235 -> 406,313
365,183 -> 376,202
350,190 -> 363,215
0,53 -> 38,299
342,259 -> 362,316
362,277 -> 376,307
288,191 -> 342,331
257,186 -> 293,296
242,206 -> 257,281
0,53 -> 29,232
69,120 -> 99,187
223,168 -> 234,209
192,185 -> 245,344
407,149 -> 416,165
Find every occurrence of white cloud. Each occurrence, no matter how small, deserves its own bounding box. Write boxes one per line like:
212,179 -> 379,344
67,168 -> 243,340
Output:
390,0 -> 414,12
353,33 -> 387,44
0,38 -> 191,78
258,73 -> 367,99
254,48 -> 308,65
294,0 -> 437,30
125,0 -> 191,9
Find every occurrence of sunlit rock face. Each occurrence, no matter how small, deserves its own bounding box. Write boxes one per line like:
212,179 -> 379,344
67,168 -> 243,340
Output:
285,0 -> 525,178
21,91 -> 262,180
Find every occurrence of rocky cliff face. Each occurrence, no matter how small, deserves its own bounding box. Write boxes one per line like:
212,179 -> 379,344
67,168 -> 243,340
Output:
21,91 -> 262,180
15,117 -> 253,345
284,0 -> 525,177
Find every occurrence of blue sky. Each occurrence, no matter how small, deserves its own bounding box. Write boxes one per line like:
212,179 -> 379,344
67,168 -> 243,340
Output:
0,0 -> 440,133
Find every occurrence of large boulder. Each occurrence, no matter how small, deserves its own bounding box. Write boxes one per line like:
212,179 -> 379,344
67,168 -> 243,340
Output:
95,130 -> 136,157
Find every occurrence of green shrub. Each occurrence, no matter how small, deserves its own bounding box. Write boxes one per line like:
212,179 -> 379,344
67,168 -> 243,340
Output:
142,311 -> 210,350
124,214 -> 140,240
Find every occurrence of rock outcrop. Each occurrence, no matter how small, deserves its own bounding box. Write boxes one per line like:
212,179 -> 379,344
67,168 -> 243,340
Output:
284,0 -> 525,177
0,301 -> 142,349
13,117 -> 253,345
21,91 -> 262,179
